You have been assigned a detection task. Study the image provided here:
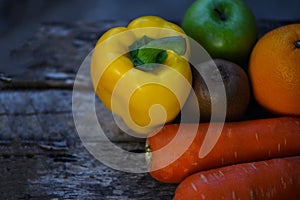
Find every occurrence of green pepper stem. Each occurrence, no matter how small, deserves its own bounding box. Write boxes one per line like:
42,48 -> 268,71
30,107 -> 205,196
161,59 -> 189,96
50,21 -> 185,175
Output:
129,35 -> 186,71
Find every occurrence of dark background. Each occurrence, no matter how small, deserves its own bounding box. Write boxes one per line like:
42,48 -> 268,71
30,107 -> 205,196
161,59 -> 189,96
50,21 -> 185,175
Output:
0,0 -> 299,69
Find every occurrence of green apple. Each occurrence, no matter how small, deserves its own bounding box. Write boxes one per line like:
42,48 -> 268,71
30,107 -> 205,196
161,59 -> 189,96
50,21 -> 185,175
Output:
182,0 -> 257,65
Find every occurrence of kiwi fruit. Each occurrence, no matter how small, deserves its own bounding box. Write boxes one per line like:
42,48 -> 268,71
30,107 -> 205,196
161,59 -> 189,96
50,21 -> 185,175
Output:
183,59 -> 250,122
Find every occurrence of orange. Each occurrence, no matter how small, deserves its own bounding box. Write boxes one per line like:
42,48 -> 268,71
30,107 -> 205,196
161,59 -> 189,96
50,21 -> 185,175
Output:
249,24 -> 300,116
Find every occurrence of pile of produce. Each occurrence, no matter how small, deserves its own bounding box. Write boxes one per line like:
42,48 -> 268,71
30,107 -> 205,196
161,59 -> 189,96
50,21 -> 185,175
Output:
91,0 -> 300,198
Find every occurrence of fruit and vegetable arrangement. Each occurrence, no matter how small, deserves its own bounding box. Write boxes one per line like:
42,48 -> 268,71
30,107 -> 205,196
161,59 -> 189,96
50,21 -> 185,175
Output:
90,0 -> 300,199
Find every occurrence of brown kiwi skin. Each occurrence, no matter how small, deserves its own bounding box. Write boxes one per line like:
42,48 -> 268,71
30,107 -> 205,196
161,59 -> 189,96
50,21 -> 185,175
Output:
185,59 -> 250,122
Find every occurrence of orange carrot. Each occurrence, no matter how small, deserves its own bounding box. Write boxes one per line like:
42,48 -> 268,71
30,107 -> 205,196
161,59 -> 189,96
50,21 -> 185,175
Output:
146,117 -> 300,183
173,156 -> 300,200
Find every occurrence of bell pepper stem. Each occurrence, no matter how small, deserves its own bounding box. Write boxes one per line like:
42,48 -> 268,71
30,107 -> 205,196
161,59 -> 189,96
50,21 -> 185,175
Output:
129,35 -> 186,71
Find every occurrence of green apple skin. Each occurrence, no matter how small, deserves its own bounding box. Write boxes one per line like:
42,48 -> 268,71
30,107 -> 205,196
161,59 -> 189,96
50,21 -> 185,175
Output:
182,0 -> 257,65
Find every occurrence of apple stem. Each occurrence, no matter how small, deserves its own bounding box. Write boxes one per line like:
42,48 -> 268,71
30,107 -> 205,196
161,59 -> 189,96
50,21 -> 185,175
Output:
295,40 -> 300,49
214,8 -> 226,21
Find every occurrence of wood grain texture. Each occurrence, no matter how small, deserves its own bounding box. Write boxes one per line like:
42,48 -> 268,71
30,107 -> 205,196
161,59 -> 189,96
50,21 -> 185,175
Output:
0,143 -> 176,200
0,19 -> 297,89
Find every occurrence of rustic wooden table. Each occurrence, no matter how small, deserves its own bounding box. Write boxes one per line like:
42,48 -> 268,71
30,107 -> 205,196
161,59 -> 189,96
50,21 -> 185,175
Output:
0,19 -> 298,199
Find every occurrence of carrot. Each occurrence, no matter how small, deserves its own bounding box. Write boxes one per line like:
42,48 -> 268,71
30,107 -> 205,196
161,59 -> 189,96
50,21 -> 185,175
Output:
146,117 -> 300,183
173,156 -> 300,200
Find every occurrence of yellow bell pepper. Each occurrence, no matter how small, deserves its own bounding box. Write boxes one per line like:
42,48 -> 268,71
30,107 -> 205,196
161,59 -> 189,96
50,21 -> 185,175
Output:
90,16 -> 192,134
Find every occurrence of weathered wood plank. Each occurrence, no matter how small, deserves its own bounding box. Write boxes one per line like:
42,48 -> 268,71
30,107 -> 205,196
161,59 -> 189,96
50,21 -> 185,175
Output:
0,88 -> 168,199
0,143 -> 175,200
1,19 -> 299,89
0,89 -> 271,200
1,20 -> 128,88
0,90 -> 143,143
0,88 -> 273,146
